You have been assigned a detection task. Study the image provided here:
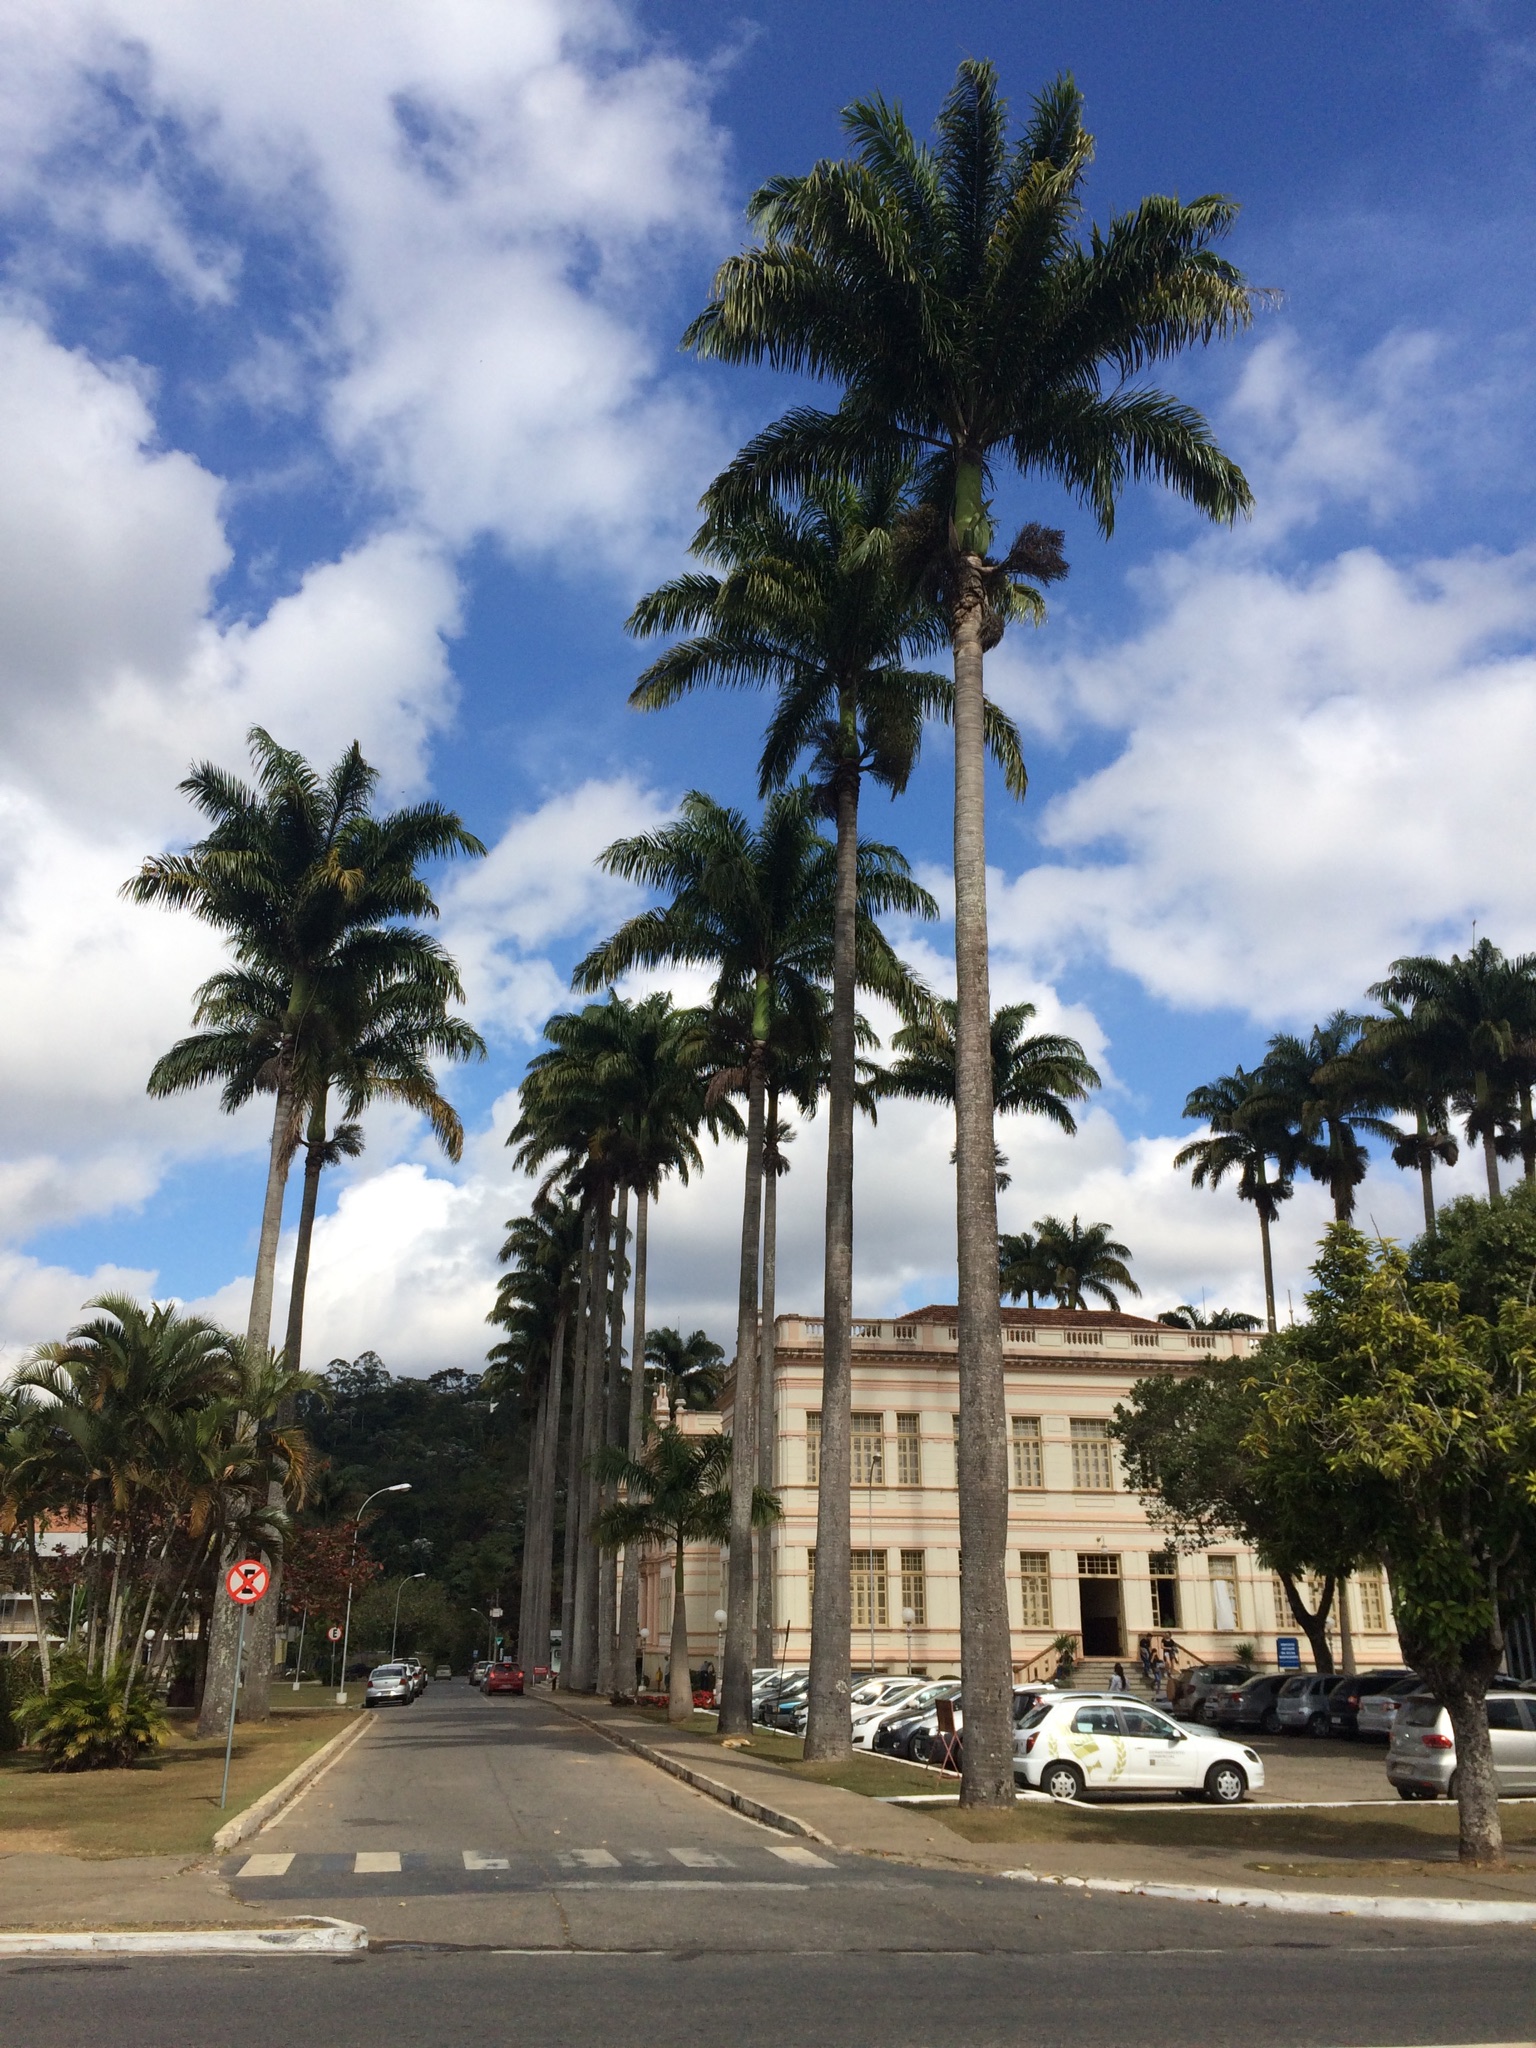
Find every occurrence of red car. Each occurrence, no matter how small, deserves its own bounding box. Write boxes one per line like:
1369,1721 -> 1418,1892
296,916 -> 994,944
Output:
483,1661 -> 524,1695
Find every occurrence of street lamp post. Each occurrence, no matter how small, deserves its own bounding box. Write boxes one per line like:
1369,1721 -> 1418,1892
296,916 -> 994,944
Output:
713,1608 -> 727,1702
291,1607 -> 309,1692
866,1449 -> 882,1676
337,1483 -> 411,1704
902,1605 -> 916,1676
489,1605 -> 503,1663
391,1574 -> 426,1663
638,1625 -> 648,1693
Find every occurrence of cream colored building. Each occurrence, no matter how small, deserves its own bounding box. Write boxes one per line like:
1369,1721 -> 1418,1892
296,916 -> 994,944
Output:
639,1304 -> 1402,1682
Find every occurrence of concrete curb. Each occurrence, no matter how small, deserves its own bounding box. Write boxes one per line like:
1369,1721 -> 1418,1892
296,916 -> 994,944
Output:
1001,1867 -> 1536,1926
0,1917 -> 367,1957
548,1697 -> 835,1846
211,1711 -> 372,1854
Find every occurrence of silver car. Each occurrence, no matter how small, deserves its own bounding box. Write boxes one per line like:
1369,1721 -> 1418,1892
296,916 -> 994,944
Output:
1274,1671 -> 1340,1736
1387,1692 -> 1536,1798
365,1662 -> 413,1708
1357,1673 -> 1422,1743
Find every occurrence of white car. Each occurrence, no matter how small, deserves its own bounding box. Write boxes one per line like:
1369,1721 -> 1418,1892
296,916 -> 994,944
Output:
853,1677 -> 958,1749
1015,1694 -> 1265,1804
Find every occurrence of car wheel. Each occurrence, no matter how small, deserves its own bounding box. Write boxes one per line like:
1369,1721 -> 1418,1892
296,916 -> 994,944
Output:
910,1731 -> 932,1764
1447,1770 -> 1459,1800
1397,1786 -> 1436,1800
1306,1711 -> 1329,1738
1205,1761 -> 1248,1804
1042,1761 -> 1085,1803
1261,1708 -> 1282,1735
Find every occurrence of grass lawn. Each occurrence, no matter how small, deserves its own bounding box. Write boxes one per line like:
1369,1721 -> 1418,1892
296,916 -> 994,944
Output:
935,1796 -> 1536,1866
0,1703 -> 361,1859
624,1705 -> 941,1799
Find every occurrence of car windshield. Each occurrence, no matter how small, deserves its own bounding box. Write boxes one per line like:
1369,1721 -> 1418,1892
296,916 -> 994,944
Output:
1403,1699 -> 1442,1727
1019,1703 -> 1053,1731
371,1666 -> 405,1679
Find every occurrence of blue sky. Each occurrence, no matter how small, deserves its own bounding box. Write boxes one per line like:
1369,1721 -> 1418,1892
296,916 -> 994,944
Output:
1,1 -> 1534,1372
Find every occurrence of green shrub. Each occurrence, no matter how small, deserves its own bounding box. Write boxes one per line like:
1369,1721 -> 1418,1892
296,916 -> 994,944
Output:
16,1660 -> 168,1771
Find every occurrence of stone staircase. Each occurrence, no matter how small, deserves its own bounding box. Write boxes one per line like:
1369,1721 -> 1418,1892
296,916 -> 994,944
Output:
1069,1658 -> 1161,1701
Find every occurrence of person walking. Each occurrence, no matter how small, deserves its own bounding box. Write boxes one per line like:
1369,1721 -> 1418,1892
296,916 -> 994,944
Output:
1137,1634 -> 1153,1687
1162,1636 -> 1182,1710
1109,1662 -> 1128,1694
1151,1649 -> 1167,1700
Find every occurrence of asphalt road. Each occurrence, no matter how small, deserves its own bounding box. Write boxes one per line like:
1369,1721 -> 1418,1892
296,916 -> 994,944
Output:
2,1684 -> 1532,2047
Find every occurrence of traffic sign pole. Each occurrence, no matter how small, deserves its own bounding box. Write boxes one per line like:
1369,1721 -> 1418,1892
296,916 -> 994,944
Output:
219,1603 -> 248,1811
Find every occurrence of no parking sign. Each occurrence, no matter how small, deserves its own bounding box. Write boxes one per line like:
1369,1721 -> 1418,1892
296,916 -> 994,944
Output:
225,1559 -> 270,1605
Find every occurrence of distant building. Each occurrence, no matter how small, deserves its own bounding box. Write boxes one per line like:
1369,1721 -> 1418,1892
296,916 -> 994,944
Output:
637,1306 -> 1402,1682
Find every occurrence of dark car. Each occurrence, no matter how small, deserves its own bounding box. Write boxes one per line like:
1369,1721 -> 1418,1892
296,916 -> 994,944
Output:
1167,1663 -> 1256,1720
1206,1672 -> 1288,1735
875,1685 -> 962,1760
483,1660 -> 524,1695
1328,1668 -> 1414,1738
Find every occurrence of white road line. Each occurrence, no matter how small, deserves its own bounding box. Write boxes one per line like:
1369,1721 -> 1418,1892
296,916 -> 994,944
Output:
626,1850 -> 664,1865
236,1852 -> 294,1877
668,1847 -> 733,1867
353,1851 -> 401,1874
463,1852 -> 510,1870
767,1845 -> 833,1868
558,1848 -> 620,1868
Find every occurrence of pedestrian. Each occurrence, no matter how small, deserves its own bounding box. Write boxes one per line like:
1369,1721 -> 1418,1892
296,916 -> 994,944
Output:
1151,1650 -> 1167,1699
1109,1662 -> 1128,1693
1137,1634 -> 1153,1685
1162,1636 -> 1181,1708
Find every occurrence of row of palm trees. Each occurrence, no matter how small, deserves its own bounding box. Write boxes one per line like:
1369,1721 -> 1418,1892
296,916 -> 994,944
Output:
1178,940 -> 1536,1331
492,55 -> 1259,1803
0,1298 -> 308,1705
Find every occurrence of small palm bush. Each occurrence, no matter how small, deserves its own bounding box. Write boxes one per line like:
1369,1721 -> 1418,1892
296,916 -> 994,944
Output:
17,1661 -> 167,1771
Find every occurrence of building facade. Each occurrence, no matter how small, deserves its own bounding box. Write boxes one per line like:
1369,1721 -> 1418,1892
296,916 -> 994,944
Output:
639,1304 -> 1402,1682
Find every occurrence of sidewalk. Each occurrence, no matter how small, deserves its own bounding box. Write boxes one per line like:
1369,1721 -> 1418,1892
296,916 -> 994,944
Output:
550,1694 -> 1536,1908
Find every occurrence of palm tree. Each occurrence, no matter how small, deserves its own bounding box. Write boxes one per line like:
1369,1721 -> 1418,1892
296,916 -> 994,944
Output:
1175,1066 -> 1293,1333
573,788 -> 933,1735
590,1428 -> 778,1724
685,60 -> 1256,1807
629,465 -> 1023,1757
877,999 -> 1100,1186
1370,943 -> 1535,1204
1157,1305 -> 1262,1332
1335,1002 -> 1460,1238
1262,1014 -> 1401,1222
999,1229 -> 1054,1308
1032,1217 -> 1140,1311
646,1329 -> 727,1424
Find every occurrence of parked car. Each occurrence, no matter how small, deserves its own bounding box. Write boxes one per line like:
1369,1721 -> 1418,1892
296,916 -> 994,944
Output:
875,1682 -> 963,1760
365,1663 -> 414,1708
1014,1695 -> 1265,1804
856,1677 -> 960,1751
483,1660 -> 524,1695
469,1658 -> 491,1686
1387,1691 -> 1536,1798
1167,1663 -> 1256,1720
434,1664 -> 452,1680
1274,1671 -> 1344,1736
401,1657 -> 427,1696
1205,1672 -> 1288,1735
1329,1668 -> 1414,1738
1357,1674 -> 1424,1743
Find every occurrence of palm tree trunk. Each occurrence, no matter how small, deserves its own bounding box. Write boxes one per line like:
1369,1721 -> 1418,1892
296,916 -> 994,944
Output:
668,1523 -> 692,1725
616,1186 -> 651,1696
516,1373 -> 550,1674
521,1310 -> 567,1677
805,767 -> 859,1762
1417,1111 -> 1437,1237
1257,1201 -> 1278,1335
1476,1070 -> 1501,1202
282,1095 -> 328,1373
569,1186 -> 613,1691
558,1210 -> 595,1682
1521,1082 -> 1535,1182
718,1027 -> 766,1737
755,1118 -> 779,1668
597,1183 -> 630,1694
950,546 -> 1013,1809
25,1529 -> 52,1691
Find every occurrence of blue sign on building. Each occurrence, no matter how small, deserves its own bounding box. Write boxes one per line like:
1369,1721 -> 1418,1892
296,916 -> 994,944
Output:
1276,1635 -> 1302,1669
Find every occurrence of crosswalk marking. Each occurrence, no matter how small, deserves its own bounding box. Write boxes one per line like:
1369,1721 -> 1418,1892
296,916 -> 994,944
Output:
559,1848 -> 619,1868
236,1853 -> 294,1877
767,1845 -> 833,1868
626,1849 -> 663,1865
668,1847 -> 732,1868
463,1851 -> 510,1870
354,1851 -> 402,1874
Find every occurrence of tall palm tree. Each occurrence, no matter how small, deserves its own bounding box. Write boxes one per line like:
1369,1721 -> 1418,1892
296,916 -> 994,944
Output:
1032,1216 -> 1140,1311
998,1229 -> 1054,1308
645,1329 -> 727,1423
1157,1305 -> 1262,1332
573,789 -> 932,1735
877,998 -> 1100,1186
1175,1066 -> 1294,1333
591,1428 -> 777,1725
1337,1003 -> 1460,1238
1370,943 -> 1535,1204
685,60 -> 1256,1807
1262,1014 -> 1400,1223
629,466 -> 1023,1758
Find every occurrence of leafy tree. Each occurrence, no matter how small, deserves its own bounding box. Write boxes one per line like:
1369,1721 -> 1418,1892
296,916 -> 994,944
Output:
1033,1216 -> 1140,1312
686,59 -> 1256,1806
591,1427 -> 778,1724
1157,1306 -> 1263,1332
1176,1065 -> 1293,1332
1254,1228 -> 1536,1867
574,788 -> 932,1735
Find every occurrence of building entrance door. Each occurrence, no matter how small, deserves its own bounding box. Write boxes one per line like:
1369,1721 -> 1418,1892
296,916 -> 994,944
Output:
1077,1554 -> 1123,1656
